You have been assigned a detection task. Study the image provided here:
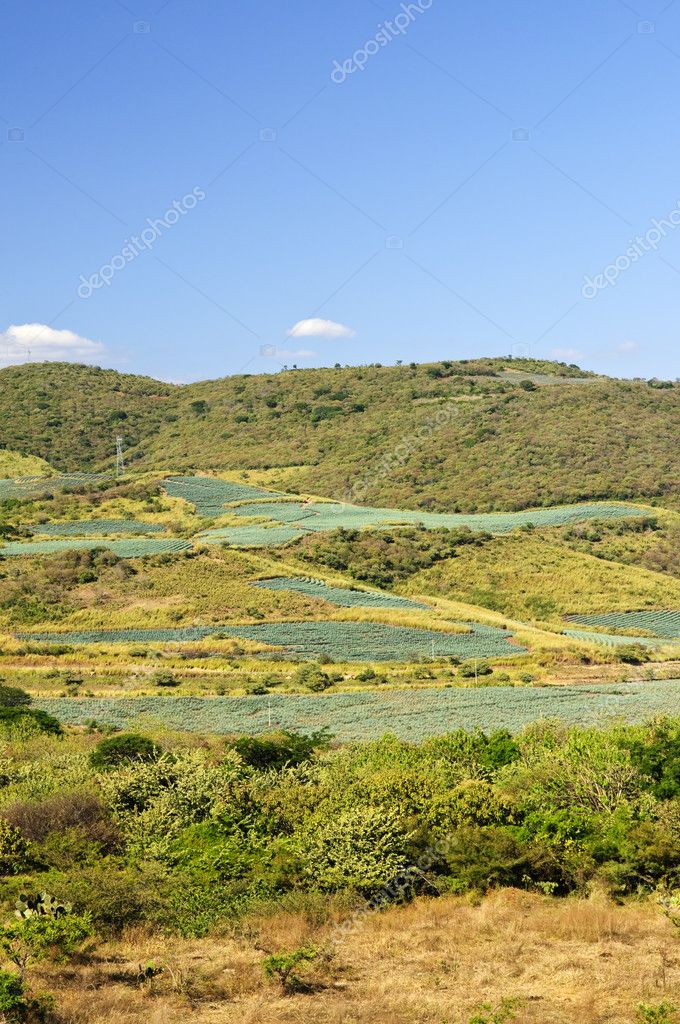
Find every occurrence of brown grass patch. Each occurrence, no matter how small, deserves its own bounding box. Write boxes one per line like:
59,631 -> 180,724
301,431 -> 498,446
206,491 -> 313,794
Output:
31,891 -> 680,1024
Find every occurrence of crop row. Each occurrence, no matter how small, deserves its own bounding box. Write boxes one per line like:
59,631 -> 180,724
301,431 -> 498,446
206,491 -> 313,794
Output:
0,474 -> 104,500
567,610 -> 680,639
1,538 -> 191,558
33,678 -> 680,740
17,619 -> 525,662
30,519 -> 165,536
251,576 -> 429,610
562,627 -> 678,649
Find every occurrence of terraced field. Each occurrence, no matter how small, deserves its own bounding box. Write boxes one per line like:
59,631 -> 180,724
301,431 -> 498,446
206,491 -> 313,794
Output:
0,538 -> 190,558
251,576 -> 429,610
33,678 -> 680,740
30,519 -> 165,536
567,610 -> 680,639
17,620 -> 525,661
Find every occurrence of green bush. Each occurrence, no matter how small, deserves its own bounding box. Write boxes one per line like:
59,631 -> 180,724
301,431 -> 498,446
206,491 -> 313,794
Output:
459,661 -> 493,678
301,806 -> 411,895
0,819 -> 34,876
293,664 -> 332,692
636,1002 -> 678,1024
229,730 -> 330,771
0,897 -> 93,977
0,708 -> 62,737
0,970 -> 28,1023
152,670 -> 181,688
44,864 -> 167,934
89,733 -> 160,770
262,945 -> 319,993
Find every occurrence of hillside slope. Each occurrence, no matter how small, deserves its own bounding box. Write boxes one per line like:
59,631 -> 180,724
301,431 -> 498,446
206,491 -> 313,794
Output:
0,362 -> 175,470
0,358 -> 677,513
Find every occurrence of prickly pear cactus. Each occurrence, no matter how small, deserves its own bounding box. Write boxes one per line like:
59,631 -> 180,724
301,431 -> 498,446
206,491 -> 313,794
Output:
14,892 -> 72,919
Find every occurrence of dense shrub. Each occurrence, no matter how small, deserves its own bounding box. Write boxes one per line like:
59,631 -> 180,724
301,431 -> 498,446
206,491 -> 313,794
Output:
89,733 -> 159,770
0,718 -> 677,935
294,526 -> 489,588
229,730 -> 330,771
0,818 -> 34,875
3,792 -> 120,852
0,708 -> 62,737
0,970 -> 28,1022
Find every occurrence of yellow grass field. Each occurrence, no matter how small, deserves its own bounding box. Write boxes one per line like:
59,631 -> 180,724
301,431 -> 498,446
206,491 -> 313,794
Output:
38,890 -> 679,1024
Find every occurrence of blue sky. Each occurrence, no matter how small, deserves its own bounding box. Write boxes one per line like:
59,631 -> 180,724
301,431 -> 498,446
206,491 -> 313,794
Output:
1,0 -> 680,381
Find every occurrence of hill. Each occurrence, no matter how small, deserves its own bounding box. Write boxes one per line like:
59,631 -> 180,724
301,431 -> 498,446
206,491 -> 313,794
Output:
0,449 -> 53,477
0,362 -> 175,471
0,357 -> 677,512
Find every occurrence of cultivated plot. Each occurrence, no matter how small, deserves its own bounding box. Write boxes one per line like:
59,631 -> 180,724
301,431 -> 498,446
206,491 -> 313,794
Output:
17,619 -> 525,661
34,678 -> 680,740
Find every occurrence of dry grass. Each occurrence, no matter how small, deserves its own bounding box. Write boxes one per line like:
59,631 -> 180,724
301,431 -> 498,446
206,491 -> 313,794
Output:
33,890 -> 679,1024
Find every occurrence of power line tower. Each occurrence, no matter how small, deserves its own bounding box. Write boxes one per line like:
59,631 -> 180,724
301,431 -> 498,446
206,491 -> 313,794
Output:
115,436 -> 125,479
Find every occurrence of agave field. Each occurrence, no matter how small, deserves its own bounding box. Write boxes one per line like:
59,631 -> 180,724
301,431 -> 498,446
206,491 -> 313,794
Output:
33,678 -> 680,740
164,475 -> 280,516
0,538 -> 191,558
200,525 -> 302,547
230,501 -> 321,524
30,519 -> 166,536
562,627 -> 679,649
251,576 -> 429,610
17,619 -> 525,661
195,489 -> 649,547
0,474 -> 103,500
567,611 -> 680,639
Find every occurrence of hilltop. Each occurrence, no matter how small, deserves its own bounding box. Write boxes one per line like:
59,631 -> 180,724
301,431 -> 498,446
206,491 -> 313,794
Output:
0,357 -> 677,512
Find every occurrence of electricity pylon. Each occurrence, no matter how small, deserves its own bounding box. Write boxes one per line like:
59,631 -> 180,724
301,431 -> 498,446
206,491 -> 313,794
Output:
115,436 -> 125,479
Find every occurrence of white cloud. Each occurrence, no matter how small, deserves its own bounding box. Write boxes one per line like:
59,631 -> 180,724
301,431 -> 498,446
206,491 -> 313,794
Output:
0,324 -> 105,365
287,318 -> 355,339
551,347 -> 584,361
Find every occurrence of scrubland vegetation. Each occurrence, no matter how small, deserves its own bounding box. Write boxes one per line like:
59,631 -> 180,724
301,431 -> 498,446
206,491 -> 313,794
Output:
0,700 -> 678,1022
